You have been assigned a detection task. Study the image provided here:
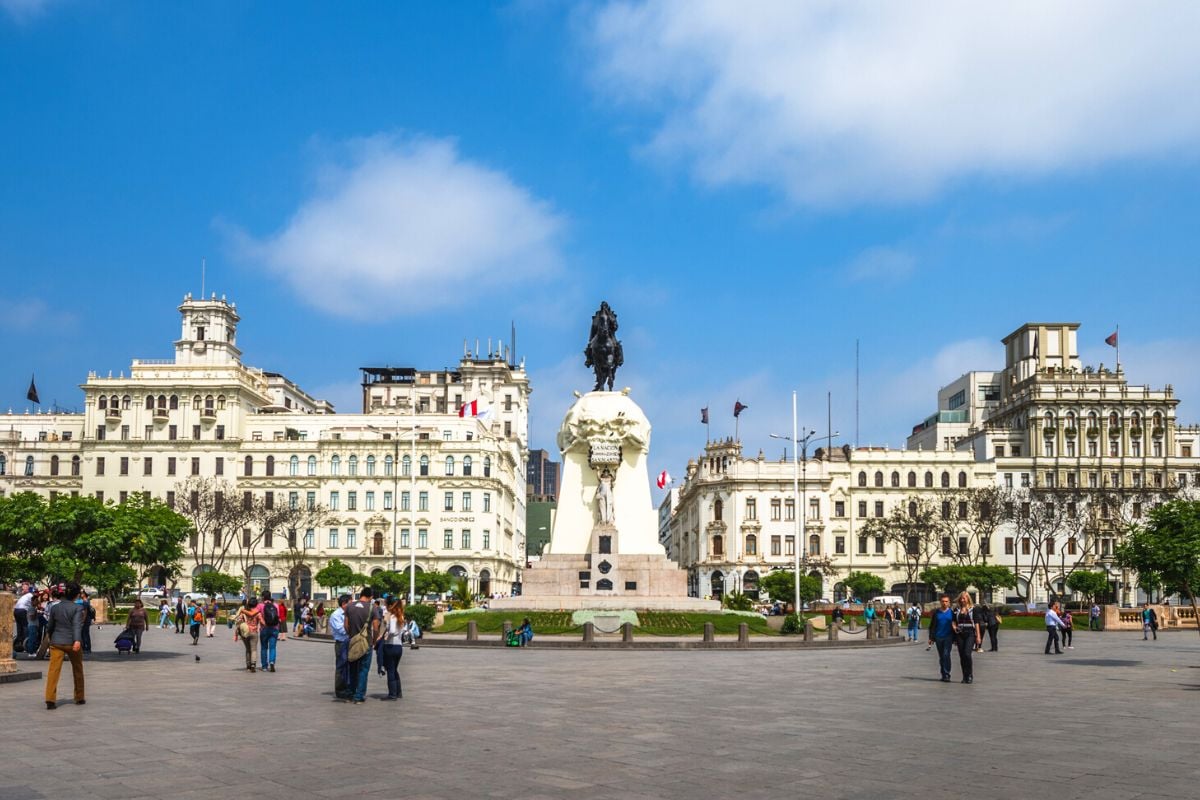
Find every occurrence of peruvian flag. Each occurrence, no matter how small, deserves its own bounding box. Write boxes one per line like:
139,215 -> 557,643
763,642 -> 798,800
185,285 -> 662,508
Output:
1105,330 -> 1118,348
656,470 -> 672,489
459,399 -> 491,420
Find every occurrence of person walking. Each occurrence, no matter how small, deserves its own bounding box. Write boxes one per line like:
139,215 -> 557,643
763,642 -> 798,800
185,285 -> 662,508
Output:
234,598 -> 263,672
986,605 -> 1002,651
1089,603 -> 1102,632
26,590 -> 47,657
77,591 -> 95,653
329,594 -> 352,701
275,597 -> 288,641
1061,607 -> 1075,648
1141,603 -> 1158,641
44,581 -> 86,709
906,601 -> 922,642
174,596 -> 185,634
1045,601 -> 1067,654
345,587 -> 382,705
863,602 -> 877,629
127,599 -> 148,654
292,597 -> 304,635
928,594 -> 955,682
204,598 -> 218,638
378,598 -> 405,701
158,599 -> 172,630
951,592 -> 980,684
14,583 -> 33,653
187,599 -> 203,645
258,591 -> 280,672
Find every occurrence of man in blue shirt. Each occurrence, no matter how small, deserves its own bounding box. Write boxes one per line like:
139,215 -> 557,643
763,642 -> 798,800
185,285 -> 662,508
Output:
329,594 -> 352,701
927,594 -> 955,682
1045,601 -> 1067,654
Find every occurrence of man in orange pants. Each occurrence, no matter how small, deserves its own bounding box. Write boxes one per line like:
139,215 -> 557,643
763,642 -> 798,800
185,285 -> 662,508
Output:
44,581 -> 86,710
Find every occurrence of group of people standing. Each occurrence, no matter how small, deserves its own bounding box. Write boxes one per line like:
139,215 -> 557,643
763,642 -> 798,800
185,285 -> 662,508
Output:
13,581 -> 97,659
231,592 -> 291,672
328,587 -> 417,703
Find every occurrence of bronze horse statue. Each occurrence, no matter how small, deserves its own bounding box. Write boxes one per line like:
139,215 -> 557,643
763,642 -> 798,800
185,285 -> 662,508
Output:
584,301 -> 624,392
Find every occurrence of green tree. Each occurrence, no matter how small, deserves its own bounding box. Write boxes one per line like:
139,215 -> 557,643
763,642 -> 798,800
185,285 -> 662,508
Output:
368,570 -> 408,598
722,591 -> 754,611
315,559 -> 366,595
968,564 -> 1017,601
919,564 -> 1016,602
758,570 -> 821,607
1117,500 -> 1200,638
193,571 -> 244,598
843,570 -> 886,602
1066,570 -> 1110,607
451,576 -> 474,609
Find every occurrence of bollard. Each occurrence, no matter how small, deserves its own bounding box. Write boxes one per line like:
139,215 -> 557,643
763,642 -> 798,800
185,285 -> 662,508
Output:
703,622 -> 715,643
622,622 -> 634,642
866,621 -> 875,640
583,622 -> 595,642
828,622 -> 838,641
738,622 -> 749,646
803,620 -> 814,642
466,620 -> 478,641
849,619 -> 857,632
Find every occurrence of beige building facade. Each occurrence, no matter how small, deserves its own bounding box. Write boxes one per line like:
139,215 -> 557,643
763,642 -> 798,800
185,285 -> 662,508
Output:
0,294 -> 531,599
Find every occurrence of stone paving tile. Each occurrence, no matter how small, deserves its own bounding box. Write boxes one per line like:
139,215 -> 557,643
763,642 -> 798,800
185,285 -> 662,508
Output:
2,627 -> 1198,799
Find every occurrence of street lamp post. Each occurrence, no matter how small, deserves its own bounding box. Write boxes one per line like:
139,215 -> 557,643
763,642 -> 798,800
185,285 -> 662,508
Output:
771,390 -> 837,616
368,419 -> 422,605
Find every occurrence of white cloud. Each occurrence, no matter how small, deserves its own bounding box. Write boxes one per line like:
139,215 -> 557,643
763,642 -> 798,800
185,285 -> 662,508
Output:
227,134 -> 565,317
587,1 -> 1200,206
844,246 -> 915,283
0,297 -> 76,331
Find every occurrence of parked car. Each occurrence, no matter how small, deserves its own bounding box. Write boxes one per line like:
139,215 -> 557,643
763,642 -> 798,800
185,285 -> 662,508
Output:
136,587 -> 166,599
182,591 -> 215,604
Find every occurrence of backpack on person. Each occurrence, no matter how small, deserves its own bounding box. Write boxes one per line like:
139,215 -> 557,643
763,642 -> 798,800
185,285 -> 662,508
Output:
192,607 -> 203,623
262,602 -> 280,627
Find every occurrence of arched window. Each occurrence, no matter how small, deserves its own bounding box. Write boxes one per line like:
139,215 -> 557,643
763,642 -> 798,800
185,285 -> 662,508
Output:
908,471 -> 916,487
745,533 -> 757,555
24,455 -> 34,476
158,394 -> 166,409
908,501 -> 918,518
248,565 -> 271,594
193,395 -> 202,410
366,455 -> 376,476
330,455 -> 341,475
483,457 -> 491,477
244,456 -> 253,476
419,455 -> 429,476
1088,411 -> 1098,428
714,498 -> 724,520
710,571 -> 724,597
217,395 -> 226,410
445,456 -> 455,476
1153,412 -> 1164,430
1109,411 -> 1120,428
1065,411 -> 1076,429
958,471 -> 967,488
98,395 -> 107,410
891,471 -> 900,487
712,535 -> 724,557
809,534 -> 821,555
940,471 -> 950,488
145,396 -> 154,410
743,570 -> 759,599
169,394 -> 179,410
1043,411 -> 1055,428
289,456 -> 299,476
401,455 -> 411,477
874,471 -> 883,487
307,456 -> 317,476
121,395 -> 131,409
372,532 -> 384,556
204,394 -> 214,411
462,456 -> 472,476
924,471 -> 933,488
71,455 -> 80,476
0,453 -> 6,475
858,471 -> 867,487
1131,412 -> 1142,429
348,455 -> 358,476
265,456 -> 275,476
110,395 -> 119,410
50,455 -> 59,476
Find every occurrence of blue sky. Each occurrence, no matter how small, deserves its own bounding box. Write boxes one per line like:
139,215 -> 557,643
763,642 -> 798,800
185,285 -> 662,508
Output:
3,2 -> 1200,486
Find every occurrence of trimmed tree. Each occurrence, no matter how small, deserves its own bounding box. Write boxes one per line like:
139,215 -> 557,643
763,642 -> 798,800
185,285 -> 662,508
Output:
1116,500 -> 1200,639
193,571 -> 244,598
759,570 -> 821,608
843,571 -> 886,602
316,559 -> 366,596
1066,570 -> 1110,607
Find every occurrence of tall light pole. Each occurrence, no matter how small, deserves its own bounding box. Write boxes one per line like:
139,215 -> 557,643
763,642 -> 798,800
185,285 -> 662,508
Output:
771,390 -> 837,615
368,419 -> 423,604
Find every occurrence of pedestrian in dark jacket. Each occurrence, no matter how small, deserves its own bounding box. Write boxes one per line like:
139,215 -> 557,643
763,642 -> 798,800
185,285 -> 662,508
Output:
44,582 -> 86,709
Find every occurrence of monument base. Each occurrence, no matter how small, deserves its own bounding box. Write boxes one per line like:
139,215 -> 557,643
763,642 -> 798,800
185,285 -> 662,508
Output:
495,551 -> 720,612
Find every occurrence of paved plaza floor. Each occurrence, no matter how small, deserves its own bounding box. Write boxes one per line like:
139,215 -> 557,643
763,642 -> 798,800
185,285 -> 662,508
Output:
1,625 -> 1197,800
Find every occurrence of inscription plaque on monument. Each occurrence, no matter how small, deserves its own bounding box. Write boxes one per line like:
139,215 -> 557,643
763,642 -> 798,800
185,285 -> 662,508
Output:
588,440 -> 621,465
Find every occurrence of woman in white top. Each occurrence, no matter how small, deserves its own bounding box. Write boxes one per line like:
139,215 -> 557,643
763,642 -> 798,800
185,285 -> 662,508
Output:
379,598 -> 405,701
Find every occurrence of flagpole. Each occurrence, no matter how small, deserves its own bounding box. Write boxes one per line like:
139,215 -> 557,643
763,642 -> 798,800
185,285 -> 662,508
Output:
1116,325 -> 1120,372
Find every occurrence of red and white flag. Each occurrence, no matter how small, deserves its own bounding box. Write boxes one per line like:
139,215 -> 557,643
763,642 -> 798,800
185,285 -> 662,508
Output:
656,470 -> 672,489
458,399 -> 478,418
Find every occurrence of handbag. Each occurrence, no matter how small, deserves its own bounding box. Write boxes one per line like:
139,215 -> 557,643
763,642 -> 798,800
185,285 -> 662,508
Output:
348,619 -> 373,661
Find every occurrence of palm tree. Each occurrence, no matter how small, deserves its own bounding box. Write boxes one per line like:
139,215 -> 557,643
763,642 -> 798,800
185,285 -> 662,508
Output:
451,576 -> 474,610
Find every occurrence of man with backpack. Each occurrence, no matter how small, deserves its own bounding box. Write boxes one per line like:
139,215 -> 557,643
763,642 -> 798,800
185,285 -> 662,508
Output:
174,595 -> 185,634
345,586 -> 382,705
186,598 -> 203,645
905,601 -> 922,642
258,590 -> 280,671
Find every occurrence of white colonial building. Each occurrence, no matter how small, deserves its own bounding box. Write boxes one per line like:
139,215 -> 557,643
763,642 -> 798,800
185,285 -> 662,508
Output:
0,293 -> 531,599
669,322 -> 1200,606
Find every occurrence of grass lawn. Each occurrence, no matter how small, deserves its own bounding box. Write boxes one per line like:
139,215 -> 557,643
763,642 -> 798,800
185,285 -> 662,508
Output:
432,610 -> 776,636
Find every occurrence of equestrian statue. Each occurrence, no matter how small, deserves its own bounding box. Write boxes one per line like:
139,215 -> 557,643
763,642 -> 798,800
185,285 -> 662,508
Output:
584,301 -> 624,392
